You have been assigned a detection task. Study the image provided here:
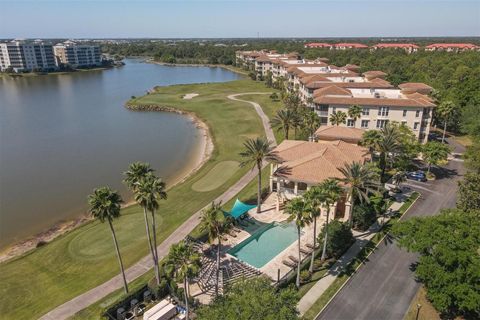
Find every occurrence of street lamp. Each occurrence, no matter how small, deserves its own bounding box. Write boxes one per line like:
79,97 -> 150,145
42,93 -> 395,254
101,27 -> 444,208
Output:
415,303 -> 422,320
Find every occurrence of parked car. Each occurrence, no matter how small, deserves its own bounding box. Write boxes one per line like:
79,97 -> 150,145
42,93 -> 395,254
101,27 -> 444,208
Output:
407,171 -> 427,182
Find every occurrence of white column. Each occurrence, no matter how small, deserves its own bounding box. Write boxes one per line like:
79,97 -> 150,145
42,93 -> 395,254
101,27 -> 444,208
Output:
294,182 -> 298,195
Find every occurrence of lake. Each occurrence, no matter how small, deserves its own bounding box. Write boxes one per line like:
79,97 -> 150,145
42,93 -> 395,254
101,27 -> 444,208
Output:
0,59 -> 241,250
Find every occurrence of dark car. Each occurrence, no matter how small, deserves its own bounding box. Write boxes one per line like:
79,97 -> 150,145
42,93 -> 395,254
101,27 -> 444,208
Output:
407,171 -> 427,182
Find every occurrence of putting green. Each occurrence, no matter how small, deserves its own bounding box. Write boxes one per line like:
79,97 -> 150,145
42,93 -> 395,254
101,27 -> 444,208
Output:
192,161 -> 240,192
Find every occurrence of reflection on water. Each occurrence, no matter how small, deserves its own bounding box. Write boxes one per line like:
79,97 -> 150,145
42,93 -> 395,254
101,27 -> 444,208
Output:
0,60 -> 241,249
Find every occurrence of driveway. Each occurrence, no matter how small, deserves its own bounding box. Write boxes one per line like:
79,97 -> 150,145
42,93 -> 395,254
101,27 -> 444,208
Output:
316,139 -> 465,320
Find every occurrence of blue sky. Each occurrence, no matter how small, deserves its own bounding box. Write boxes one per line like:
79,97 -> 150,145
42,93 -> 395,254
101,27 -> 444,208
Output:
1,0 -> 479,38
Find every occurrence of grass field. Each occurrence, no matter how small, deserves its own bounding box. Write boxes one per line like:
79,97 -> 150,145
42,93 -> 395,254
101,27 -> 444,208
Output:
0,79 -> 279,319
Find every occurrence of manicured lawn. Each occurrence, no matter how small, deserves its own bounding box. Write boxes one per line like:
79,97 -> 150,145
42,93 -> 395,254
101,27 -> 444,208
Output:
0,79 -> 272,319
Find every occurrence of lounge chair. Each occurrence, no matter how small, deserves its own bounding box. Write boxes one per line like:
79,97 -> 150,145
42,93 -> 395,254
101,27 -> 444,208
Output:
289,255 -> 299,263
228,230 -> 237,238
282,260 -> 296,268
300,247 -> 311,255
306,243 -> 319,250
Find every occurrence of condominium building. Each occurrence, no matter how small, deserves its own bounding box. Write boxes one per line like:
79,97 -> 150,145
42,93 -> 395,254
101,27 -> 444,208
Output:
312,82 -> 435,142
424,43 -> 479,52
371,43 -> 419,53
53,40 -> 102,68
0,39 -> 57,72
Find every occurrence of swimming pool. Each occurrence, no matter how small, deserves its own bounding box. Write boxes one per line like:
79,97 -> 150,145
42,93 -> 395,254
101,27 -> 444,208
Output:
227,221 -> 298,268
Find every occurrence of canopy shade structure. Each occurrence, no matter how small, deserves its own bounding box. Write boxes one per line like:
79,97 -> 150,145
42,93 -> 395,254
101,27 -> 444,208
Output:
223,199 -> 257,220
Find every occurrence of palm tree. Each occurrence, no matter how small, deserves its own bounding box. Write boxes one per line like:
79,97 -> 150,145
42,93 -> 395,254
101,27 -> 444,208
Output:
88,187 -> 128,294
377,124 -> 401,182
303,110 -> 321,141
360,130 -> 382,159
304,186 -> 325,272
392,171 -> 406,188
329,111 -> 347,126
337,162 -> 379,227
133,176 -> 161,285
436,100 -> 456,143
123,162 -> 154,192
136,174 -> 167,281
422,141 -> 451,174
347,105 -> 362,125
285,197 -> 312,288
319,179 -> 342,262
239,137 -> 279,213
165,242 -> 201,320
270,108 -> 295,140
199,201 -> 231,296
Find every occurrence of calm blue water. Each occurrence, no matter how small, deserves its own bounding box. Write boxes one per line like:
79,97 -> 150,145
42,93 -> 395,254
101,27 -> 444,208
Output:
228,222 -> 298,268
0,59 -> 241,249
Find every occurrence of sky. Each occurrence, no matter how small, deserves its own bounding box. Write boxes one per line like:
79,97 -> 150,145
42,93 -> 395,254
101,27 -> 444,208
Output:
1,0 -> 479,38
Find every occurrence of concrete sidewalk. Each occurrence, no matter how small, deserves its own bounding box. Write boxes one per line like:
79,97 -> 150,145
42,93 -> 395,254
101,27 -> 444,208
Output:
297,201 -> 405,315
40,93 -> 275,320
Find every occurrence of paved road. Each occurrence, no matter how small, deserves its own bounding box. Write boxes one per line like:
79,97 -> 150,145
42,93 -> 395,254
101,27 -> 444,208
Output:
316,139 -> 465,320
40,93 -> 274,320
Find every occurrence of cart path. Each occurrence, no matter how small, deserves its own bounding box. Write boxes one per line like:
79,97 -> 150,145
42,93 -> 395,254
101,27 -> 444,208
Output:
40,92 -> 274,320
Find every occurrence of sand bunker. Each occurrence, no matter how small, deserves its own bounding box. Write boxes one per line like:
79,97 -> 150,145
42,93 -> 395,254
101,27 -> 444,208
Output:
183,93 -> 199,100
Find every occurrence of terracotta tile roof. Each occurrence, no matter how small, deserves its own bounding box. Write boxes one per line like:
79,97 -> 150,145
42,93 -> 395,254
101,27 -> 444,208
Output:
399,82 -> 432,90
425,43 -> 479,49
272,140 -> 369,184
305,42 -> 333,48
299,74 -> 330,85
313,95 -> 436,108
363,70 -> 387,78
373,43 -> 419,49
256,55 -> 272,63
314,85 -> 352,97
344,64 -> 361,71
334,43 -> 369,49
315,126 -> 364,143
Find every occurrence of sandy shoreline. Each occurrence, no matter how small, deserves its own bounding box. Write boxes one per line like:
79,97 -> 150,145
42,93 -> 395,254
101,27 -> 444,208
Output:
144,58 -> 248,76
0,105 -> 213,264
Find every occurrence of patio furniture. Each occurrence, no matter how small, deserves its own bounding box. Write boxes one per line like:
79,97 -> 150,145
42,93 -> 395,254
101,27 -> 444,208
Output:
306,243 -> 319,250
300,247 -> 311,255
282,260 -> 296,268
288,255 -> 299,263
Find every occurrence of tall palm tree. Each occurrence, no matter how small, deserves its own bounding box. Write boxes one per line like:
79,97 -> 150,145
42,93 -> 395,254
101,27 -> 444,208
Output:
360,130 -> 382,159
337,162 -> 379,227
136,174 -> 167,280
123,162 -> 154,192
165,242 -> 201,320
88,187 -> 128,294
304,186 -> 326,273
319,179 -> 342,262
436,100 -> 456,143
270,108 -> 295,140
329,111 -> 347,126
239,137 -> 279,213
134,176 -> 161,285
303,110 -> 321,141
285,197 -> 312,288
347,105 -> 362,125
199,201 -> 231,296
377,124 -> 401,182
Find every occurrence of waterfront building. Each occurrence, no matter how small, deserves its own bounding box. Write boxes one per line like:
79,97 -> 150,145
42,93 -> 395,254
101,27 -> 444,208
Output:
53,40 -> 102,68
424,43 -> 479,52
0,39 -> 57,72
371,43 -> 419,53
312,82 -> 435,142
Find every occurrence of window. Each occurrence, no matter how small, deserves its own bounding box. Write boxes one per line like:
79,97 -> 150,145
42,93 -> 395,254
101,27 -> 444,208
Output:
361,120 -> 369,128
347,119 -> 355,127
415,110 -> 421,117
362,107 -> 369,116
332,107 -> 336,113
378,107 -> 389,117
414,122 -> 419,130
401,120 -> 407,125
403,110 -> 408,117
376,120 -> 389,129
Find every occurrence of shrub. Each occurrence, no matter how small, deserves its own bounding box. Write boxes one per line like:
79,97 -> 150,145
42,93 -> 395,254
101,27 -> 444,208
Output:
352,203 -> 377,231
147,277 -> 169,299
300,270 -> 311,283
318,220 -> 355,258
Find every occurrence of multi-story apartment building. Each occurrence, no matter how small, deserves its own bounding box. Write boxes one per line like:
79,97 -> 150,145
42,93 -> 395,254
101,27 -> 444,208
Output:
53,41 -> 102,68
304,42 -> 333,49
333,43 -> 369,50
425,43 -> 479,52
312,82 -> 435,142
0,39 -> 57,72
371,43 -> 419,53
